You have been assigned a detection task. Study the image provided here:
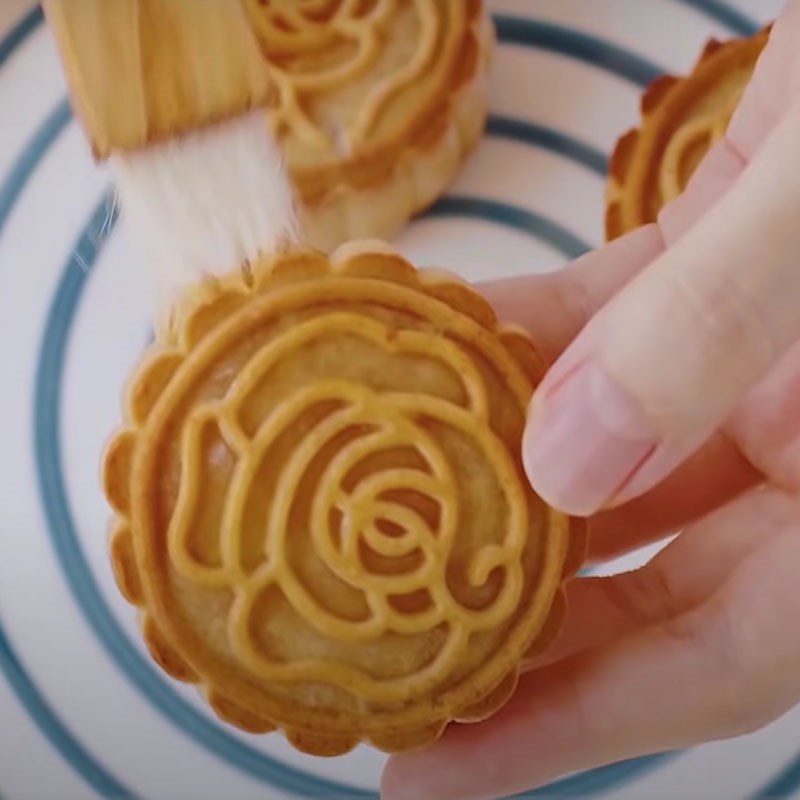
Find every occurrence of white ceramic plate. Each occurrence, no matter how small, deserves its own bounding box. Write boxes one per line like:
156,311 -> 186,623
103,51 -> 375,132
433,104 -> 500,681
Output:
1,2 -> 798,799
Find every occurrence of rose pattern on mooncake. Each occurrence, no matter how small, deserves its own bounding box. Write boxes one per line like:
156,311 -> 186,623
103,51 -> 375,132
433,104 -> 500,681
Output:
104,243 -> 583,755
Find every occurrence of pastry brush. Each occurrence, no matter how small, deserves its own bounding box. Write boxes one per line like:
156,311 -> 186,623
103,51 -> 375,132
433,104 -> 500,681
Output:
43,0 -> 297,318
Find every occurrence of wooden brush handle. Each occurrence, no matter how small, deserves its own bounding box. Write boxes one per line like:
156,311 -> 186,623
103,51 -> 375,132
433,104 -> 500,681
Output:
43,0 -> 274,158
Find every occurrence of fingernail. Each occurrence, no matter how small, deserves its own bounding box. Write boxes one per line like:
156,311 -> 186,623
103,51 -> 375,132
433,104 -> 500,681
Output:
523,360 -> 658,515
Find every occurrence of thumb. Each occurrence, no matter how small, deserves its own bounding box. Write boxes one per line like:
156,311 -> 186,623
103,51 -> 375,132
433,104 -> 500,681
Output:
524,95 -> 800,516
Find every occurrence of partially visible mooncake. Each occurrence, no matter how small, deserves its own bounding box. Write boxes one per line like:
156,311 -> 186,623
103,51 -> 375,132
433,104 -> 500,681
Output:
103,242 -> 584,756
243,0 -> 494,250
606,28 -> 769,240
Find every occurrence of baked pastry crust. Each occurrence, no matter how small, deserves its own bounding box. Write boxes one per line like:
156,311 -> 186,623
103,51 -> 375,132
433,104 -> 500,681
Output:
103,242 -> 584,756
606,28 -> 769,240
242,0 -> 494,249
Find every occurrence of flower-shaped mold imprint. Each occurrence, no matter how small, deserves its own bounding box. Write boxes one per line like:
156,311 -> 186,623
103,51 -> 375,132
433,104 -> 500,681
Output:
104,242 -> 585,756
239,0 -> 495,250
606,27 -> 769,241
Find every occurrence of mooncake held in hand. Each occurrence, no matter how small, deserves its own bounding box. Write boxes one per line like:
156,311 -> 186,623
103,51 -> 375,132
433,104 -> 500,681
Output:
606,27 -> 769,240
103,243 -> 583,756
241,0 -> 493,250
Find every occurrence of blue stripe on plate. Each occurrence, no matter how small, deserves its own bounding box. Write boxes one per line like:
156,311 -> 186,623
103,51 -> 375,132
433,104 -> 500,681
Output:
0,100 -> 71,230
0,92 -> 126,800
0,622 -> 135,799
487,116 -> 608,176
427,196 -> 591,258
494,16 -> 664,87
669,0 -> 760,35
0,5 -> 42,69
753,757 -> 800,800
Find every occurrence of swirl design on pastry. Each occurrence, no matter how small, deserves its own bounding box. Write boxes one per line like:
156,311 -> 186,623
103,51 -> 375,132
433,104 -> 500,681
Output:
104,245 -> 579,754
168,313 -> 528,700
244,0 -> 446,150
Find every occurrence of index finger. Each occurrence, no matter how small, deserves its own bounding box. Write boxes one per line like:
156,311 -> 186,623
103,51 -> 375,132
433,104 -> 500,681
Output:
478,224 -> 663,364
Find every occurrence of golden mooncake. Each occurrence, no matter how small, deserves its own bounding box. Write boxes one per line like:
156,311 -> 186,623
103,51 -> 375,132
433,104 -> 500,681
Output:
242,0 -> 494,250
103,243 -> 584,756
606,28 -> 769,240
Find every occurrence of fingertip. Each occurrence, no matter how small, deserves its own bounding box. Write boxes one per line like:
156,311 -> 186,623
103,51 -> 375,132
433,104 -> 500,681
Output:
522,360 -> 660,517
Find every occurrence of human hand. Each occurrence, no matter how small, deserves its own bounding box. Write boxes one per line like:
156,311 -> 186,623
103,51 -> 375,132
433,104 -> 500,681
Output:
382,2 -> 800,798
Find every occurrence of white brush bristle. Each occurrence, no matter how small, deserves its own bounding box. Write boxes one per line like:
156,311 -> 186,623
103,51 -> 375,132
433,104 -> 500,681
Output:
110,111 -> 297,314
